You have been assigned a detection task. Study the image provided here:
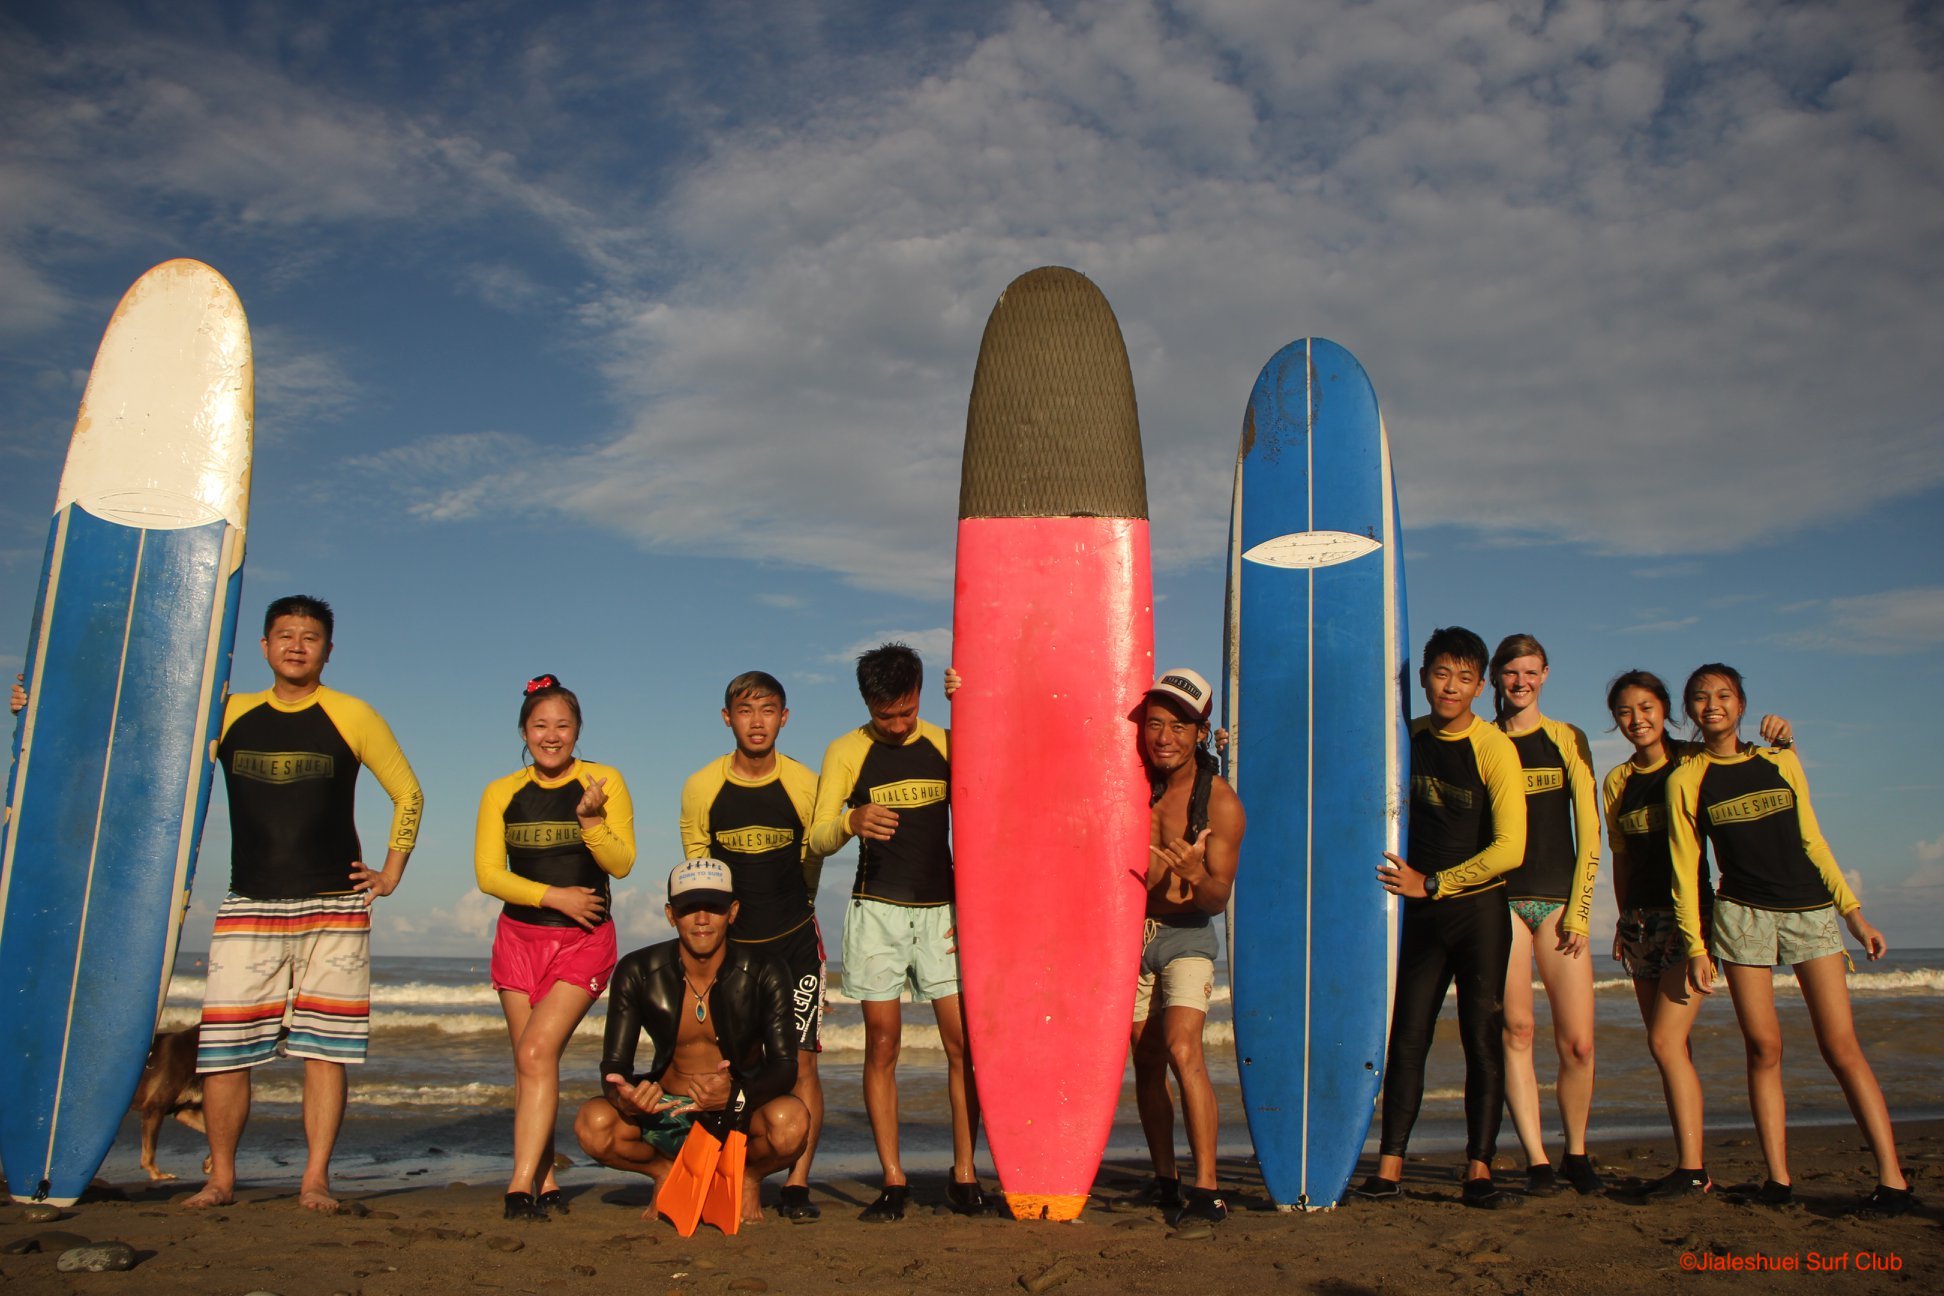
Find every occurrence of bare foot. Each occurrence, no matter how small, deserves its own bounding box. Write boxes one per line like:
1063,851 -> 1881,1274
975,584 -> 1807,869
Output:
182,1183 -> 234,1209
740,1176 -> 765,1225
299,1188 -> 340,1214
146,1168 -> 179,1183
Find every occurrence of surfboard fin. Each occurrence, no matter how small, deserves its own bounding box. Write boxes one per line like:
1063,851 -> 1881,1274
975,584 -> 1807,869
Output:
656,1124 -> 722,1237
699,1129 -> 747,1235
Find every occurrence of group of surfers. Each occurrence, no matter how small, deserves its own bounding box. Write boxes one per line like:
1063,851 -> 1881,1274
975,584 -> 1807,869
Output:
8,600 -> 1912,1224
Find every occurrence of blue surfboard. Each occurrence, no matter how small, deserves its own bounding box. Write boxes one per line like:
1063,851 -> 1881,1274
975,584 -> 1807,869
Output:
1223,338 -> 1407,1210
0,260 -> 252,1204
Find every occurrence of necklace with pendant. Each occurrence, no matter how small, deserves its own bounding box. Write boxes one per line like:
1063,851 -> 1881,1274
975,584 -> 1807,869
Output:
681,971 -> 715,1022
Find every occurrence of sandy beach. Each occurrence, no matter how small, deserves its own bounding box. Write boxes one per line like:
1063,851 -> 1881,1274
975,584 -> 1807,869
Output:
4,1118 -> 1938,1295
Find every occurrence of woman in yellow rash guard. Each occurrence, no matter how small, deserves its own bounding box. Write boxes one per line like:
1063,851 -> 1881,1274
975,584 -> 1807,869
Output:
1668,663 -> 1912,1216
1490,634 -> 1603,1197
476,675 -> 635,1220
1603,670 -> 1788,1200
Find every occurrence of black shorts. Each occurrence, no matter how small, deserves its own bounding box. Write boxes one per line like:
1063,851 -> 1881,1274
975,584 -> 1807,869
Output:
734,918 -> 825,1053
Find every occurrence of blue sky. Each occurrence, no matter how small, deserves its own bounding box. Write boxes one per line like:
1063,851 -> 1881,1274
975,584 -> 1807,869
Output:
3,0 -> 1940,955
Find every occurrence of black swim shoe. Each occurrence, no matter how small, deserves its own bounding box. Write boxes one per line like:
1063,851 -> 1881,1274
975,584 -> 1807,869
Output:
1561,1154 -> 1605,1196
1642,1168 -> 1711,1200
859,1185 -> 909,1222
1748,1179 -> 1793,1207
1166,1187 -> 1228,1226
1524,1164 -> 1562,1197
778,1185 -> 821,1221
1351,1175 -> 1402,1200
502,1191 -> 548,1221
1858,1184 -> 1917,1218
946,1180 -> 989,1216
535,1189 -> 568,1216
1461,1177 -> 1522,1210
1137,1175 -> 1185,1210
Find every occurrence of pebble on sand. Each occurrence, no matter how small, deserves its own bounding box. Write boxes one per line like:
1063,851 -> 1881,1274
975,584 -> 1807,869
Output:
20,1204 -> 65,1224
56,1242 -> 138,1273
1019,1259 -> 1077,1294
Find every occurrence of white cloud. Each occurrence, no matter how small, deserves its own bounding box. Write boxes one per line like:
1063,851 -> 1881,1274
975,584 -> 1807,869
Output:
511,0 -> 1944,588
344,431 -> 538,520
379,888 -> 501,953
830,627 -> 955,667
1621,615 -> 1700,635
8,1 -> 1943,594
1779,587 -> 1944,656
250,324 -> 364,430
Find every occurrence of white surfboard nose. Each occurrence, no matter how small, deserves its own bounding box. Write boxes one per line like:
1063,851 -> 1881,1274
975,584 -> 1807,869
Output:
56,259 -> 253,531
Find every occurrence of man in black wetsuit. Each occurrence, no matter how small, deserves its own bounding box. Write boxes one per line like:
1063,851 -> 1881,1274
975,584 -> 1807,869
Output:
1364,626 -> 1528,1209
573,860 -> 808,1224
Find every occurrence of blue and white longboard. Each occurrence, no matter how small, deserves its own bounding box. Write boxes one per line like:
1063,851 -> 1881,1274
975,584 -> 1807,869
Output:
1223,338 -> 1406,1210
0,260 -> 252,1204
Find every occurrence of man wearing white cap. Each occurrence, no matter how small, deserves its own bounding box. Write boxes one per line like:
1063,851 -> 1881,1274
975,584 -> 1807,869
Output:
573,859 -> 808,1224
1131,668 -> 1245,1226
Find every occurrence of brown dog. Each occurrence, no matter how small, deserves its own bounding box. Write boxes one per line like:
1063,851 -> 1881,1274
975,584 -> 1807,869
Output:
132,1026 -> 209,1181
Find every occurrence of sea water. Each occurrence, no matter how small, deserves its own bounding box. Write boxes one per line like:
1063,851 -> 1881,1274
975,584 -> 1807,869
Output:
90,947 -> 1944,1190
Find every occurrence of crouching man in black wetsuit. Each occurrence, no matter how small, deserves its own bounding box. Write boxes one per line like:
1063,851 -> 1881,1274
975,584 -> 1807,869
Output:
573,859 -> 808,1224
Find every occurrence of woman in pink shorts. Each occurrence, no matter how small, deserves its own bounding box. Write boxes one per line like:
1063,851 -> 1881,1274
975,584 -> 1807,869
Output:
476,674 -> 636,1220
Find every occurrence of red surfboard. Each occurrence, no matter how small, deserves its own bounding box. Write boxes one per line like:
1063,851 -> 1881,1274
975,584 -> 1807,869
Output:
951,266 -> 1153,1221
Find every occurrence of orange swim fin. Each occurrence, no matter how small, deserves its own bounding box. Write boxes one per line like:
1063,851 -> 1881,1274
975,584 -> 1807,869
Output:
700,1129 -> 748,1236
657,1124 -> 723,1237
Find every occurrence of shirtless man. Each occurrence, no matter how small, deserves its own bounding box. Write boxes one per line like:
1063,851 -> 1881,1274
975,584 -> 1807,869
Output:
573,860 -> 808,1224
1132,668 -> 1245,1224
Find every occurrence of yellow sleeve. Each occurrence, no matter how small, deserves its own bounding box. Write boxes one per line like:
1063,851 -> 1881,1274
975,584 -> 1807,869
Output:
1602,762 -> 1633,912
580,762 -> 635,879
780,756 -> 825,898
807,730 -> 868,859
1557,720 -> 1601,937
1433,724 -> 1528,897
921,718 -> 950,761
216,690 -> 258,745
1774,750 -> 1858,915
1666,758 -> 1709,958
319,688 -> 423,854
475,771 -> 549,908
678,760 -> 720,861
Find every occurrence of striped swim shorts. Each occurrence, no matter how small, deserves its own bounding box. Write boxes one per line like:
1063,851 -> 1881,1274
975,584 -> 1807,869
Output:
197,891 -> 372,1073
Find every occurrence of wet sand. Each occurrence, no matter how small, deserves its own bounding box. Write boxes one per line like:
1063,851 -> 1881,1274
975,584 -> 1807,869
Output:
4,1118 -> 1939,1294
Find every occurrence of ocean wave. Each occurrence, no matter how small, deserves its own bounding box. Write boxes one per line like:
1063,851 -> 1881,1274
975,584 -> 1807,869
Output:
245,1079 -> 513,1108
166,977 -> 497,1009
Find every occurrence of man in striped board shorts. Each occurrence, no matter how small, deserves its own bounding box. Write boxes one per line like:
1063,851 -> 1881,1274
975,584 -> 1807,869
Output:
184,595 -> 422,1214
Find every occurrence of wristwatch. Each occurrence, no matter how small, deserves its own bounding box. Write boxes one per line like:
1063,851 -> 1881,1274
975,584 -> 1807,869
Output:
1423,871 -> 1441,899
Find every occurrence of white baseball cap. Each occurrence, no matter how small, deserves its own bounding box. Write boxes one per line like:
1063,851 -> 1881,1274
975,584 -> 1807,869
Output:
1147,668 -> 1213,720
667,858 -> 736,912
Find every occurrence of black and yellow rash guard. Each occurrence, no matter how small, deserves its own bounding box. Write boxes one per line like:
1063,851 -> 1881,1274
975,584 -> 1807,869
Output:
1602,740 -> 1712,914
679,753 -> 822,943
808,720 -> 952,906
475,760 -> 635,927
1407,714 -> 1528,899
1501,716 -> 1600,936
1667,746 -> 1859,959
217,685 -> 423,899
